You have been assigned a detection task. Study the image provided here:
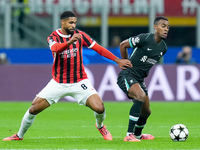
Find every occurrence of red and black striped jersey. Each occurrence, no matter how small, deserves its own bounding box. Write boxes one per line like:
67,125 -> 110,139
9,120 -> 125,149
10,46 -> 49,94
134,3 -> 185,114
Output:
47,28 -> 95,83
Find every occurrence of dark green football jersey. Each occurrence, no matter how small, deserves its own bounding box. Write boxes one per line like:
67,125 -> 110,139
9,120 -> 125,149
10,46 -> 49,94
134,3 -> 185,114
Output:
123,33 -> 167,80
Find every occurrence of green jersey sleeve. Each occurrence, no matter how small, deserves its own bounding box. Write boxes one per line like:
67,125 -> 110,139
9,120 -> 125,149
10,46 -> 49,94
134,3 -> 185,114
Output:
129,33 -> 149,48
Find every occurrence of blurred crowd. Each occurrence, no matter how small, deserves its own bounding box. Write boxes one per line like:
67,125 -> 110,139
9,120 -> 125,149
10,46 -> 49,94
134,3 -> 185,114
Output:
0,53 -> 9,65
175,46 -> 196,64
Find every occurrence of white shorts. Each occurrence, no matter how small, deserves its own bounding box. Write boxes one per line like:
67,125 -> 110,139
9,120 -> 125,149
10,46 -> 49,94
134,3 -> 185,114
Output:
37,79 -> 98,105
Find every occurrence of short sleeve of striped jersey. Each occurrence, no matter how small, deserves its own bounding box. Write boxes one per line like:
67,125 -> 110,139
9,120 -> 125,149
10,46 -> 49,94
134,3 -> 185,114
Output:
47,31 -> 58,49
79,31 -> 96,48
47,35 -> 57,49
47,36 -> 56,49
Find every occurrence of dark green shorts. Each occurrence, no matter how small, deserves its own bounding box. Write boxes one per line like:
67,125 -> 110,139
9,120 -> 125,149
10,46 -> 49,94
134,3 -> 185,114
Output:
117,71 -> 148,98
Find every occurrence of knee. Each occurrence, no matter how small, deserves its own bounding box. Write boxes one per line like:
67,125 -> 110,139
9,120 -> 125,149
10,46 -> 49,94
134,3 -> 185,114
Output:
29,108 -> 35,115
29,97 -> 50,115
128,91 -> 146,102
29,104 -> 38,115
93,100 -> 105,114
86,95 -> 105,114
95,105 -> 105,114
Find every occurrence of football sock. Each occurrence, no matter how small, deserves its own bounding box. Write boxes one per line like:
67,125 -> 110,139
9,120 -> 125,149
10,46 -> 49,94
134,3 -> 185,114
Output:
134,115 -> 149,136
94,110 -> 106,129
127,100 -> 144,133
17,109 -> 36,138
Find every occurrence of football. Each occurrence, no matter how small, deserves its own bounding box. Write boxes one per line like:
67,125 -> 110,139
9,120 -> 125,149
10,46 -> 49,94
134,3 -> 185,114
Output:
169,124 -> 189,142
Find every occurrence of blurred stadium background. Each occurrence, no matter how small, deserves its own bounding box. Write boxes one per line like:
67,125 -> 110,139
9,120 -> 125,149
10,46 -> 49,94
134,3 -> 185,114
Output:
0,0 -> 200,102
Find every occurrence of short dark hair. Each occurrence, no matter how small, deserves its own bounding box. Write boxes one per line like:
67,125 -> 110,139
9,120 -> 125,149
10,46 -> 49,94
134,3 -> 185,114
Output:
154,16 -> 168,25
60,11 -> 77,20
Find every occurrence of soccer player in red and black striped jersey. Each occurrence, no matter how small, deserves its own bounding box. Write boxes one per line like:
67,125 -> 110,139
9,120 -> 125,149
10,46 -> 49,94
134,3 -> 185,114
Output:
3,11 -> 132,141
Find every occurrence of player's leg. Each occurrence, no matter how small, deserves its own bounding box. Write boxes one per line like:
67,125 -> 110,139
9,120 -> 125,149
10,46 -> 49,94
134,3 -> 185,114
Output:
121,84 -> 145,142
86,94 -> 104,113
18,78 -> 67,138
3,97 -> 50,141
134,95 -> 151,136
134,95 -> 154,140
117,73 -> 143,141
3,79 -> 64,141
86,94 -> 112,140
17,97 -> 50,138
71,79 -> 112,140
86,94 -> 105,127
126,83 -> 146,135
72,79 -> 106,128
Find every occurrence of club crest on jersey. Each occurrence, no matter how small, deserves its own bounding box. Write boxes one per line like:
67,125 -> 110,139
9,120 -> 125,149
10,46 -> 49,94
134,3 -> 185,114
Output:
131,36 -> 140,46
130,80 -> 133,83
147,48 -> 152,51
74,41 -> 77,44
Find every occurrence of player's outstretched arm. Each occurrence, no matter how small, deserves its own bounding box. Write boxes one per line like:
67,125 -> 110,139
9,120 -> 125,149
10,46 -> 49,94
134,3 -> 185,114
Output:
91,43 -> 132,69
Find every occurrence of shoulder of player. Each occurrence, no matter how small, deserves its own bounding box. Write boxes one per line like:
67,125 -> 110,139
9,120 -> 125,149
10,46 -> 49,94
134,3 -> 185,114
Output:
142,33 -> 154,40
75,29 -> 93,42
75,29 -> 91,38
47,30 -> 59,41
48,30 -> 56,36
135,33 -> 153,42
75,29 -> 86,35
48,29 -> 61,37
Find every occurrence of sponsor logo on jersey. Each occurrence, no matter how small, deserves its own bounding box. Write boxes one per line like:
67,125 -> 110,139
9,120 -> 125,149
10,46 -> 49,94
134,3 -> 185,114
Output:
140,56 -> 148,62
140,55 -> 157,65
146,58 -> 157,65
60,48 -> 78,58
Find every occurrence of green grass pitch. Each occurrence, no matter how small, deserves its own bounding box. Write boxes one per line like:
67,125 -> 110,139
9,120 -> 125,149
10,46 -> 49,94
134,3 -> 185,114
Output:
0,101 -> 200,150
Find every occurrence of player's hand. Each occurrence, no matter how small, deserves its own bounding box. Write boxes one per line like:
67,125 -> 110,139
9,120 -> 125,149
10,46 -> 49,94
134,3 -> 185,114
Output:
68,33 -> 82,45
114,58 -> 132,69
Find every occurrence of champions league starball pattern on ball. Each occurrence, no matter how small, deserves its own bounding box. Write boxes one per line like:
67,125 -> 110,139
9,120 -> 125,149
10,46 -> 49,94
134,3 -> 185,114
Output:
170,124 -> 189,142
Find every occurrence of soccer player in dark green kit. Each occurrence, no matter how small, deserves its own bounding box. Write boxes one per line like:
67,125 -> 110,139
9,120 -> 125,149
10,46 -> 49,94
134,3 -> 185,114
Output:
117,16 -> 170,142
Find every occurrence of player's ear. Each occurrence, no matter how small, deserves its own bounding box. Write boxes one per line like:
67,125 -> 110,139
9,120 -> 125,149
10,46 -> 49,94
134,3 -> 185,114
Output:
61,20 -> 64,25
154,24 -> 157,30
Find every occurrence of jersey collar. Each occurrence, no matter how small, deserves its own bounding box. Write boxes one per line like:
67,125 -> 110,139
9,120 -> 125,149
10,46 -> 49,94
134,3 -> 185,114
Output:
56,28 -> 72,38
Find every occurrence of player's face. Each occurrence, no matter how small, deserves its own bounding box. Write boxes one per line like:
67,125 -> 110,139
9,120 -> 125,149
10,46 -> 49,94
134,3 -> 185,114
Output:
61,17 -> 77,34
155,19 -> 170,39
